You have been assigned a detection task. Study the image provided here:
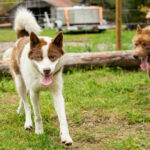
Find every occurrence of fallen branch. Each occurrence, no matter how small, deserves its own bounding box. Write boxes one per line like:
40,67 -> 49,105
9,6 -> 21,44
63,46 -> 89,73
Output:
0,50 -> 140,75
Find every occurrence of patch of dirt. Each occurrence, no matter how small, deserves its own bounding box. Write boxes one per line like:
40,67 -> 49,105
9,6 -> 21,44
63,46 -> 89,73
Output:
0,42 -> 15,52
66,39 -> 89,43
141,84 -> 150,89
68,110 -> 150,150
0,108 -> 5,112
0,42 -> 15,58
97,43 -> 133,51
65,42 -> 87,47
0,94 -> 18,106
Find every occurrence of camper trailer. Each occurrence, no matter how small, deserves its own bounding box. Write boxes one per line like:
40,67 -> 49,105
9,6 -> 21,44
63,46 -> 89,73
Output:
55,6 -> 110,32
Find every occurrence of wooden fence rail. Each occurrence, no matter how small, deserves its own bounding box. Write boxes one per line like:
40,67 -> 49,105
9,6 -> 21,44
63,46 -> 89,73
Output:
0,50 -> 140,75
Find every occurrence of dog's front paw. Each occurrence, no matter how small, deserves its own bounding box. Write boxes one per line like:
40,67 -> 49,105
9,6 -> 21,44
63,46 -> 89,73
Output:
35,128 -> 44,134
61,133 -> 73,146
24,121 -> 33,130
35,122 -> 44,134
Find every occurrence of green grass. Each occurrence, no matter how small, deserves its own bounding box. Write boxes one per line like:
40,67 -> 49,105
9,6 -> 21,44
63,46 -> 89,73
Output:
0,28 -> 136,52
0,28 -> 17,42
1,68 -> 150,149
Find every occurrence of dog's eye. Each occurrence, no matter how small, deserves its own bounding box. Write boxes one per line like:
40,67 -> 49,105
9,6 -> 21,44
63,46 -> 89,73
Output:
142,43 -> 147,47
49,56 -> 56,60
135,43 -> 138,47
37,56 -> 43,60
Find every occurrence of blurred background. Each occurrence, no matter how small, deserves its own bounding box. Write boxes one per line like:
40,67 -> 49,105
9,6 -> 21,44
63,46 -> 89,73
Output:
0,0 -> 150,54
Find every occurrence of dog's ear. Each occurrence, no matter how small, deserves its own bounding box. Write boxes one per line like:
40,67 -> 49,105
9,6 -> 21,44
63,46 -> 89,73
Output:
137,24 -> 142,34
52,32 -> 63,47
30,32 -> 40,48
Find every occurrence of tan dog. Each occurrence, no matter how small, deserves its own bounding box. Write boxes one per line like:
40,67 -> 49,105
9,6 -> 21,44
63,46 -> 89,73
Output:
133,25 -> 150,77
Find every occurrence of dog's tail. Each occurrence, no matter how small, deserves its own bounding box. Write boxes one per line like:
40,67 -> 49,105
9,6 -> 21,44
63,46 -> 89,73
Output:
14,7 -> 41,39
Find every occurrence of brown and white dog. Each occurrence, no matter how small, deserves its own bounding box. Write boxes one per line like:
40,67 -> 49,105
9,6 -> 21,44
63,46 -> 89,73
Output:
4,8 -> 73,145
133,25 -> 150,77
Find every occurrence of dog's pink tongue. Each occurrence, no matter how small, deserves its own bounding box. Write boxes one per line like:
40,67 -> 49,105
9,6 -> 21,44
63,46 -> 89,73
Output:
41,74 -> 53,86
140,57 -> 149,71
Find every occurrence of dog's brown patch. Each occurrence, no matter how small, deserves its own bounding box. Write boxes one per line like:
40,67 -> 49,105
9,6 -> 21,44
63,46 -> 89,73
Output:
48,43 -> 64,62
16,30 -> 29,39
48,32 -> 64,62
10,37 -> 30,75
10,46 -> 20,75
28,32 -> 47,61
17,37 -> 30,63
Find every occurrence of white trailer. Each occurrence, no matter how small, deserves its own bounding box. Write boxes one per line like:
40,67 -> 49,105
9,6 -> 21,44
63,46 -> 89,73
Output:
55,6 -> 110,32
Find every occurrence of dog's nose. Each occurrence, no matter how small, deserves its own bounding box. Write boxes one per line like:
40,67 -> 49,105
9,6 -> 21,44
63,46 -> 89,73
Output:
133,54 -> 139,59
43,68 -> 51,75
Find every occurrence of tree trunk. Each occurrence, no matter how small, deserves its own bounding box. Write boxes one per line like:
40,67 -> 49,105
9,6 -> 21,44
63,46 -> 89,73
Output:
0,50 -> 140,75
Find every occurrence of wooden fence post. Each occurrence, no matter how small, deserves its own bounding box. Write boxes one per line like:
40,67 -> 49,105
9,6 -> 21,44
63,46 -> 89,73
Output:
116,0 -> 122,50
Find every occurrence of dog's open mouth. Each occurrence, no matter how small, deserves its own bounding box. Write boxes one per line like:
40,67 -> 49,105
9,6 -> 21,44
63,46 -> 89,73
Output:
41,74 -> 53,86
140,56 -> 149,71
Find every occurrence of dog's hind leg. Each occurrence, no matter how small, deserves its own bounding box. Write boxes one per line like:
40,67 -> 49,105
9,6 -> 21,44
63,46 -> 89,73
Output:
14,74 -> 32,129
17,98 -> 24,114
30,90 -> 43,134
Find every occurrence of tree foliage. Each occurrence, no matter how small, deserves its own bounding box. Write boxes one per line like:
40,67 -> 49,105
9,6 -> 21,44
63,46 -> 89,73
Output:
0,0 -> 19,15
90,0 -> 115,8
90,0 -> 149,23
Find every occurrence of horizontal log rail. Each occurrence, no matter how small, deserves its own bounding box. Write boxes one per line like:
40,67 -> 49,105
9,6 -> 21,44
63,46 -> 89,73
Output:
0,50 -> 140,75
